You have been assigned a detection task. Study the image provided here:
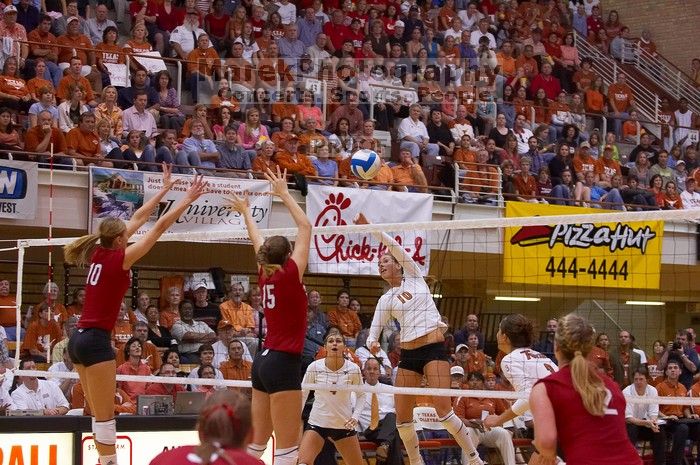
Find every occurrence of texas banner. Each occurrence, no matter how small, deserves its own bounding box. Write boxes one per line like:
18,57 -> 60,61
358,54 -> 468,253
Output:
503,203 -> 664,289
306,185 -> 433,275
89,167 -> 272,235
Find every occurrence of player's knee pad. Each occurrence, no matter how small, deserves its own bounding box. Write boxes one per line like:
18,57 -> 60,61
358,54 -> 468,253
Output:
273,446 -> 299,465
246,443 -> 267,458
94,419 -> 117,446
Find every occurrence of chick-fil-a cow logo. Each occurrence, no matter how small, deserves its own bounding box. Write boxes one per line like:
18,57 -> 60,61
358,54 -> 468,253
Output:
310,190 -> 430,272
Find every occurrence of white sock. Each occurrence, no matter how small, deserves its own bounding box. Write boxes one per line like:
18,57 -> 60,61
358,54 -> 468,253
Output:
246,443 -> 266,458
99,454 -> 117,465
397,422 -> 424,465
439,410 -> 478,458
273,446 -> 299,465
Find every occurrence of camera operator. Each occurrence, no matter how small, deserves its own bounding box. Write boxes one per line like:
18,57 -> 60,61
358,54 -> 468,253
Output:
658,329 -> 700,389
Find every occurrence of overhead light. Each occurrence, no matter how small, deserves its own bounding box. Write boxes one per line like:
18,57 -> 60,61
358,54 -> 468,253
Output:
431,293 -> 443,299
626,300 -> 665,306
494,296 -> 541,302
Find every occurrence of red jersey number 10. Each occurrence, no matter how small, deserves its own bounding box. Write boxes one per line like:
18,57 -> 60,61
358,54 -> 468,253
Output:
86,263 -> 103,286
262,284 -> 276,309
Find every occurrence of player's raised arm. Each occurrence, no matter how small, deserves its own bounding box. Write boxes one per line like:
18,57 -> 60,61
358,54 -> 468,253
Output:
123,175 -> 208,270
125,163 -> 178,238
353,213 -> 421,277
227,192 -> 264,256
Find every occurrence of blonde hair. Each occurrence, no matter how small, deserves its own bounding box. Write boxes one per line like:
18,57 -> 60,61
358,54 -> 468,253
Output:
64,217 -> 126,267
555,313 -> 606,416
256,236 -> 291,277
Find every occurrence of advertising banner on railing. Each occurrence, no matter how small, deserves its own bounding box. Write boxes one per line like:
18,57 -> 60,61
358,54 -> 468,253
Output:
89,167 -> 272,236
503,203 -> 664,289
0,159 -> 38,220
306,185 -> 433,275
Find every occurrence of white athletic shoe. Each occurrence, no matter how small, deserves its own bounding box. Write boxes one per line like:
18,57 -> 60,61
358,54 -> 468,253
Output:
466,455 -> 484,465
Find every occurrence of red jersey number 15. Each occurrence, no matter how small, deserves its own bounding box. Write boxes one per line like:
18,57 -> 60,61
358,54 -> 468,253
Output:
262,284 -> 276,309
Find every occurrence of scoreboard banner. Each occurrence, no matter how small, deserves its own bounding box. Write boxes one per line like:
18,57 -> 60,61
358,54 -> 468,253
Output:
503,203 -> 664,289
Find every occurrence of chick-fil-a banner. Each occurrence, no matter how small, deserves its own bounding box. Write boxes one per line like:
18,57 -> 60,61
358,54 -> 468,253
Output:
306,186 -> 433,275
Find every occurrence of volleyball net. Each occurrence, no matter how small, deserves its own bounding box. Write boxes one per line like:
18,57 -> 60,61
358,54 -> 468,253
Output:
2,184 -> 700,407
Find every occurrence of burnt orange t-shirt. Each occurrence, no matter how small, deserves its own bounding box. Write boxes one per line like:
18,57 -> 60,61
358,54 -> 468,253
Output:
57,75 -> 95,103
66,127 -> 100,157
0,76 -> 29,98
56,33 -> 93,64
96,43 -> 126,65
656,380 -> 688,417
607,83 -> 634,112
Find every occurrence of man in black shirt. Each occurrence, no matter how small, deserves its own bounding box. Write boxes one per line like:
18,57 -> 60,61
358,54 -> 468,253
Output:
192,282 -> 220,331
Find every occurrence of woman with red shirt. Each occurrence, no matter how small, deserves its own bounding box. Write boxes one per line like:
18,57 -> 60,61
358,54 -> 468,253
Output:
64,166 -> 207,465
154,0 -> 185,56
227,167 -> 311,465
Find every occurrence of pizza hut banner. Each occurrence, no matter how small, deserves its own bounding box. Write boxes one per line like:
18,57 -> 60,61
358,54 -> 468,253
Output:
89,167 -> 272,235
503,203 -> 664,289
306,186 -> 433,275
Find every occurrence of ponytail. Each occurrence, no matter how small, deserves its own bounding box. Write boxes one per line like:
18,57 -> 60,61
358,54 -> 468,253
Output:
63,234 -> 100,268
569,350 -> 606,416
256,236 -> 291,277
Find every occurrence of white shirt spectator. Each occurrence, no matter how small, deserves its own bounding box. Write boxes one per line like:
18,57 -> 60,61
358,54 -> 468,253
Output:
457,11 -> 483,31
306,44 -> 331,62
398,116 -> 430,143
11,380 -> 69,411
681,189 -> 700,209
444,27 -> 463,41
514,128 -> 535,155
354,346 -> 393,378
469,31 -> 496,50
47,361 -> 73,385
212,339 -> 252,368
622,383 -> 659,420
633,348 -> 647,365
0,383 -> 12,409
170,25 -> 207,57
351,384 -> 395,431
171,320 -> 215,355
275,1 -> 297,25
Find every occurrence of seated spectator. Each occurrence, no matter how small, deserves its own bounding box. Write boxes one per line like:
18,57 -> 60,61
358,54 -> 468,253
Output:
56,57 -> 98,108
188,344 -> 224,382
26,15 -> 61,89
123,22 -> 153,74
145,304 -> 175,349
391,148 -> 429,193
145,362 -> 187,398
93,86 -> 123,138
116,337 -> 152,400
192,364 -> 218,397
0,279 -> 18,342
660,181 -> 683,210
399,103 -> 439,160
274,136 -> 317,177
187,32 -> 220,103
161,349 -> 188,377
674,159 -> 687,192
219,339 -> 252,382
24,110 -> 67,163
513,157 -> 539,202
649,174 -> 666,207
237,108 -> 268,161
48,346 -> 78,401
212,105 -> 236,141
311,143 -> 338,186
298,117 -> 327,157
86,4 -> 117,47
122,91 -> 158,140
327,91 -> 364,134
112,302 -> 134,358
0,57 -> 32,112
182,119 -> 221,171
172,300 -> 217,364
170,10 -> 206,61
530,62 -> 561,101
681,178 -> 700,209
595,145 -> 622,179
28,86 -> 58,128
549,168 -> 576,206
24,302 -> 63,363
154,70 -> 185,134
26,59 -> 56,102
96,119 -> 122,164
153,130 -> 192,173
57,84 -> 90,134
0,108 -> 22,151
354,329 -> 392,379
218,127 -> 252,175
649,150 -> 674,187
160,286 -> 182,330
117,69 -> 159,111
327,290 -> 362,347
218,283 -> 257,355
134,291 -> 150,324
252,139 -> 278,173
607,73 -> 635,138
454,371 -> 515,465
621,175 -> 656,210
66,112 -> 121,168
122,129 -> 157,171
628,151 -> 652,188
10,359 -> 69,415
623,368 -> 664,465
132,321 -> 163,373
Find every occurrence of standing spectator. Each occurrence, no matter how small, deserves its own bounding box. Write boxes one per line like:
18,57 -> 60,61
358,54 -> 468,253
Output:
674,98 -> 698,149
655,361 -> 692,465
11,359 -> 69,415
532,318 -> 557,362
171,300 -> 217,363
657,329 -> 700,389
610,330 -> 642,389
623,368 -> 664,465
453,314 -> 484,349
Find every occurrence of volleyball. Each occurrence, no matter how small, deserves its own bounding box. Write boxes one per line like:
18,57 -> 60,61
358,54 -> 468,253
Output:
350,149 -> 381,180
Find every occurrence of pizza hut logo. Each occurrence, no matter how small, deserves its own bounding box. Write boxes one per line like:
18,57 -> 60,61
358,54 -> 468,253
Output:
313,192 -> 425,264
510,223 -> 656,254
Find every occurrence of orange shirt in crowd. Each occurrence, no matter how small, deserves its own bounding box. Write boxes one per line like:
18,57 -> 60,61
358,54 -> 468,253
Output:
251,156 -> 277,173
116,362 -> 153,399
219,359 -> 253,381
688,381 -> 700,415
0,295 -> 17,327
595,157 -> 622,178
327,308 -> 362,339
513,173 -> 538,197
372,164 -> 394,187
585,89 -> 605,113
655,380 -> 687,417
57,75 -> 95,103
587,346 -> 613,377
622,120 -> 638,140
187,47 -> 220,77
274,150 -> 317,176
0,76 -> 29,98
573,153 -> 596,174
391,164 -> 419,186
607,83 -> 634,112
454,394 -> 507,420
219,300 -> 255,332
465,350 -> 488,376
66,127 -> 101,158
56,33 -> 93,64
26,77 -> 54,97
27,28 -> 59,60
159,309 -> 180,330
95,43 -> 126,66
115,339 -> 162,373
71,383 -> 136,415
24,320 -> 63,354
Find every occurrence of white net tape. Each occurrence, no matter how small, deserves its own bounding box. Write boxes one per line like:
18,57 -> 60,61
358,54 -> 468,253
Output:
7,369 -> 696,406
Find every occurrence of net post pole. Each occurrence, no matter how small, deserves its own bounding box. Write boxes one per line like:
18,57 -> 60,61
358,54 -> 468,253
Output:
46,143 -> 55,363
14,241 -> 25,366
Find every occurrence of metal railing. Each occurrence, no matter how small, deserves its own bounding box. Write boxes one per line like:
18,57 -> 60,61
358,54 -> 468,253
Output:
621,40 -> 700,115
573,32 -> 661,139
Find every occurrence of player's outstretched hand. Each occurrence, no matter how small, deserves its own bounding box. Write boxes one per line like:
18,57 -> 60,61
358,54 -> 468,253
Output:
353,213 -> 370,225
185,174 -> 208,202
224,191 -> 250,215
161,163 -> 178,190
264,166 -> 289,197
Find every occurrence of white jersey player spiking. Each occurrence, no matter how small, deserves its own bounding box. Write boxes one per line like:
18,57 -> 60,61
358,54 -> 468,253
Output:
484,314 -> 558,429
354,213 -> 483,465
